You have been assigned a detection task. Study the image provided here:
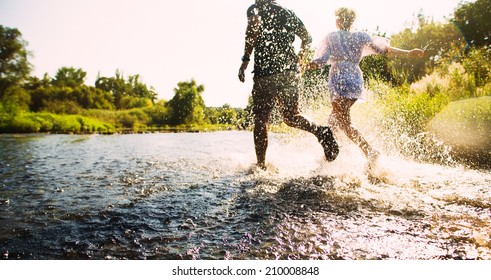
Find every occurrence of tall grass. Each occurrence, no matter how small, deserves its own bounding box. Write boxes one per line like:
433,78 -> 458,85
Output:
363,61 -> 490,164
366,80 -> 452,163
0,112 -> 115,134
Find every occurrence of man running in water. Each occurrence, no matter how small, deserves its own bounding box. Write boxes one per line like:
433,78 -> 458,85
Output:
238,0 -> 339,170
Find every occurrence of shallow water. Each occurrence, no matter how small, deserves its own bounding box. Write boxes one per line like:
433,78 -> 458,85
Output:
0,131 -> 490,260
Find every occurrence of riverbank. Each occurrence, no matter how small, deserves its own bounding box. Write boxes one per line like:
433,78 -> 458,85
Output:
0,111 -> 238,134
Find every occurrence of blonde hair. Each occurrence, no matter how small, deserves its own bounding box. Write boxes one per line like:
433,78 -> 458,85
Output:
335,8 -> 356,31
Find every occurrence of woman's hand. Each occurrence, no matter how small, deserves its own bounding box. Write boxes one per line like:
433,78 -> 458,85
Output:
387,46 -> 425,58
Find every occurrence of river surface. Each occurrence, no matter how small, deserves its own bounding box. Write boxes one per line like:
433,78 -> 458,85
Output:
0,131 -> 490,260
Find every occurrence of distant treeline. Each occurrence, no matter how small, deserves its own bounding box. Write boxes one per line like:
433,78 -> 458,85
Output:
1,0 -> 490,134
0,65 -> 252,133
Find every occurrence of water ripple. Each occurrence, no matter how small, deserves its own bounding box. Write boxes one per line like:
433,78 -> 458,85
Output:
0,132 -> 490,259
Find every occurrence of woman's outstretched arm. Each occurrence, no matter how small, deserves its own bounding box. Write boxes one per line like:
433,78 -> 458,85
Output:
387,46 -> 425,58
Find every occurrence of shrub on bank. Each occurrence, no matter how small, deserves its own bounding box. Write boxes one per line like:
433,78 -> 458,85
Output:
364,60 -> 490,165
428,96 -> 491,167
0,112 -> 114,134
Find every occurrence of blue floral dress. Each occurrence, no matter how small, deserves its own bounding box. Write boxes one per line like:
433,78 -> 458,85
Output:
313,31 -> 389,100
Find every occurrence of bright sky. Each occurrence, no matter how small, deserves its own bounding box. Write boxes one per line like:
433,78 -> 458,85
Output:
0,0 -> 466,108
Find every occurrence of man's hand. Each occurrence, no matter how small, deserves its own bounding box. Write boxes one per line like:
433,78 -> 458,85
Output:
298,48 -> 314,72
300,61 -> 319,73
238,61 -> 249,83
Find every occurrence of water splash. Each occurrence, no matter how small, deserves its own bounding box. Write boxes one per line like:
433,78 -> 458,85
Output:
1,132 -> 490,260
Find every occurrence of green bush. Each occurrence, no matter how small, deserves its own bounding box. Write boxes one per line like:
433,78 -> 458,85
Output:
429,96 -> 491,147
51,115 -> 81,133
365,80 -> 452,162
428,96 -> 491,166
0,112 -> 115,134
144,102 -> 170,126
114,109 -> 150,131
11,115 -> 41,133
462,47 -> 491,87
31,113 -> 55,132
365,54 -> 490,165
77,116 -> 115,133
370,81 -> 448,135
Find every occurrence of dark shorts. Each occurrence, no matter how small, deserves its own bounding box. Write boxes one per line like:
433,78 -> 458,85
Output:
252,71 -> 301,121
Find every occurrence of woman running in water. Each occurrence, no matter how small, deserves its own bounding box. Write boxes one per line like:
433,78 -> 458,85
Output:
306,7 -> 424,165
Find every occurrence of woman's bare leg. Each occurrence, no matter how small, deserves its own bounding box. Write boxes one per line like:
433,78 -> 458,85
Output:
331,98 -> 375,157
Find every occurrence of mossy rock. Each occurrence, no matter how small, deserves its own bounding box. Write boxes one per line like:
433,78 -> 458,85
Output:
428,96 -> 491,168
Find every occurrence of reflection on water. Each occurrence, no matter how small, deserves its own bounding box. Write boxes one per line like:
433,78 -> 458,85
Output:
0,132 -> 490,259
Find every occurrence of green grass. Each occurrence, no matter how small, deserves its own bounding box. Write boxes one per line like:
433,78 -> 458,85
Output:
429,96 -> 491,149
0,110 -> 236,134
365,75 -> 490,166
0,112 -> 115,134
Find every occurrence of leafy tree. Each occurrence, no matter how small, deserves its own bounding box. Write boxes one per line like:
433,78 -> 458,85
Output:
74,85 -> 114,110
118,95 -> 152,109
95,71 -> 129,108
144,100 -> 170,126
29,86 -> 82,114
0,85 -> 30,114
52,67 -> 87,88
127,74 -> 157,103
217,104 -> 239,125
0,25 -> 31,97
462,47 -> 491,87
24,74 -> 51,90
28,69 -> 115,112
95,71 -> 157,109
389,18 -> 465,84
166,79 -> 206,125
452,0 -> 491,48
360,55 -> 392,84
116,109 -> 149,130
205,104 -> 242,125
204,107 -> 220,124
29,86 -> 50,112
